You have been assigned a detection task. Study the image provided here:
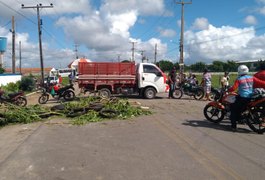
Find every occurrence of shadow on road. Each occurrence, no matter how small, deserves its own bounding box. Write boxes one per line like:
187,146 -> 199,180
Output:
182,119 -> 254,134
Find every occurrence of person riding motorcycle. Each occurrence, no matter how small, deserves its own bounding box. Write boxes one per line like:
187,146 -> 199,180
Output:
228,65 -> 254,131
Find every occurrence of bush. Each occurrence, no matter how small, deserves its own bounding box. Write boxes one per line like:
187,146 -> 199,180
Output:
20,76 -> 35,91
0,67 -> 5,74
2,82 -> 20,92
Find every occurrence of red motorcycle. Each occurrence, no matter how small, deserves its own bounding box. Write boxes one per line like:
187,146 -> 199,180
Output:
38,84 -> 75,104
0,90 -> 27,107
203,88 -> 265,134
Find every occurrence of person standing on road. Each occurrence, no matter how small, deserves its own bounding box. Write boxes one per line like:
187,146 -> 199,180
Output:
201,68 -> 212,101
220,71 -> 230,89
168,66 -> 177,99
228,65 -> 253,131
68,73 -> 74,84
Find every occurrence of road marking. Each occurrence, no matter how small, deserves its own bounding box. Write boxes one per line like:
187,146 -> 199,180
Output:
152,116 -> 243,180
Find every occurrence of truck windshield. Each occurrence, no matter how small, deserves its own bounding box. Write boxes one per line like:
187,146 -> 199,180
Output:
143,65 -> 160,74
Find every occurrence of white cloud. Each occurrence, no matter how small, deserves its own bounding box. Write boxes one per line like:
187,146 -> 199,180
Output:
184,24 -> 262,64
100,0 -> 164,16
256,0 -> 265,4
191,17 -> 209,30
55,0 -> 167,63
107,11 -> 138,38
244,15 -> 257,25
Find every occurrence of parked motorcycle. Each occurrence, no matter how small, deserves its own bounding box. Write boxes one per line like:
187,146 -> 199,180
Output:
173,82 -> 204,100
203,89 -> 265,134
0,90 -> 27,107
38,84 -> 75,104
209,86 -> 220,101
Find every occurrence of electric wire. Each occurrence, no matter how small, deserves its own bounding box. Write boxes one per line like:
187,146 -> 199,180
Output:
0,20 -> 11,28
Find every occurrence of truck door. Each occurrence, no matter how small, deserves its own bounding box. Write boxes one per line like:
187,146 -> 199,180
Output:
139,64 -> 166,92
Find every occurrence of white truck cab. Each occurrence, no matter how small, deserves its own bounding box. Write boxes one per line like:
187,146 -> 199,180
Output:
137,63 -> 167,99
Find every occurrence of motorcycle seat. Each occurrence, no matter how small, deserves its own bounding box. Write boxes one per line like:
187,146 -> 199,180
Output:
8,92 -> 23,98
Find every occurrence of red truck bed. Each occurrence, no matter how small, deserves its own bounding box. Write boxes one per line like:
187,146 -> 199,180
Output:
78,62 -> 136,75
78,62 -> 137,91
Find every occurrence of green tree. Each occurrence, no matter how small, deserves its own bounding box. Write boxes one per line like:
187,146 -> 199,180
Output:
19,76 -> 35,91
156,60 -> 174,72
190,62 -> 207,72
223,60 -> 237,72
209,61 -> 224,72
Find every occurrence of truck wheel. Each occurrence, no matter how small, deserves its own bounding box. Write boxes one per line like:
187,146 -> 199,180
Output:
144,87 -> 156,99
99,88 -> 111,99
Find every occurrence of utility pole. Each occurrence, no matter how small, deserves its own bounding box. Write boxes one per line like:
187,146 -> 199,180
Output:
117,54 -> 121,62
22,3 -> 53,85
74,44 -> 79,59
11,16 -> 15,74
19,41 -> 21,74
176,0 -> 192,81
131,42 -> 136,62
139,50 -> 145,62
154,43 -> 157,64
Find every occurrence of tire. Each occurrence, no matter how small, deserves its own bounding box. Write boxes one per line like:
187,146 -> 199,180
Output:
15,97 -> 27,107
203,104 -> 225,123
87,103 -> 104,111
38,94 -> 49,104
99,88 -> 111,99
51,104 -> 65,111
209,90 -> 218,101
246,110 -> 265,134
144,87 -> 156,99
173,88 -> 183,99
63,90 -> 75,101
194,89 -> 204,100
99,109 -> 119,118
67,108 -> 87,117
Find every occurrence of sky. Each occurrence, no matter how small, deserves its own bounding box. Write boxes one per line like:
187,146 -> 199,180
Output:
1,0 -> 265,69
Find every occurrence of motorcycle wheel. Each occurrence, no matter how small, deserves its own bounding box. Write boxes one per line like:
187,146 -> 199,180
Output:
173,88 -> 183,99
203,104 -> 225,123
63,90 -> 75,101
194,89 -> 204,100
246,110 -> 265,134
38,94 -> 49,104
15,97 -> 27,107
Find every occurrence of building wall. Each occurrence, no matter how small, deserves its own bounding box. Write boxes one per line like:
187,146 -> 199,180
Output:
0,74 -> 21,86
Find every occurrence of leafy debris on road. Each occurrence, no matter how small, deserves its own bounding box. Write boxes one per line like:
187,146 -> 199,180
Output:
0,97 -> 151,126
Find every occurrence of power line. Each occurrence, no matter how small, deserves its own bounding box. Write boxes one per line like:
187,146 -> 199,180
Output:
0,1 -> 36,25
0,20 -> 11,28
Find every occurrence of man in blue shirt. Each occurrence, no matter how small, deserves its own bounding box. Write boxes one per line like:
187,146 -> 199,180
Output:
229,65 -> 253,131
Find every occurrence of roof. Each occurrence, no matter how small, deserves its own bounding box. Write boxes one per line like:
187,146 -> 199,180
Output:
68,58 -> 92,68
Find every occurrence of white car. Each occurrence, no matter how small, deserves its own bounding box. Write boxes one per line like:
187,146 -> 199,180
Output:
44,76 -> 59,84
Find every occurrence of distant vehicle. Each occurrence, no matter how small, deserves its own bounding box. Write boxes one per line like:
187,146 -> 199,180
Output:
50,68 -> 77,77
78,62 -> 168,99
44,76 -> 59,84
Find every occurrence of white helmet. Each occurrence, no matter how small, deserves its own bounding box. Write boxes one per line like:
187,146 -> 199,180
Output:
238,65 -> 249,75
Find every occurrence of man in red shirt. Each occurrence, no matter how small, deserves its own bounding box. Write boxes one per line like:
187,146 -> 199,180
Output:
253,61 -> 265,88
253,61 -> 265,127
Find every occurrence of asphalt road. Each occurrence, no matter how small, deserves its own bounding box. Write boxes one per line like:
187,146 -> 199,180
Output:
0,93 -> 265,180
